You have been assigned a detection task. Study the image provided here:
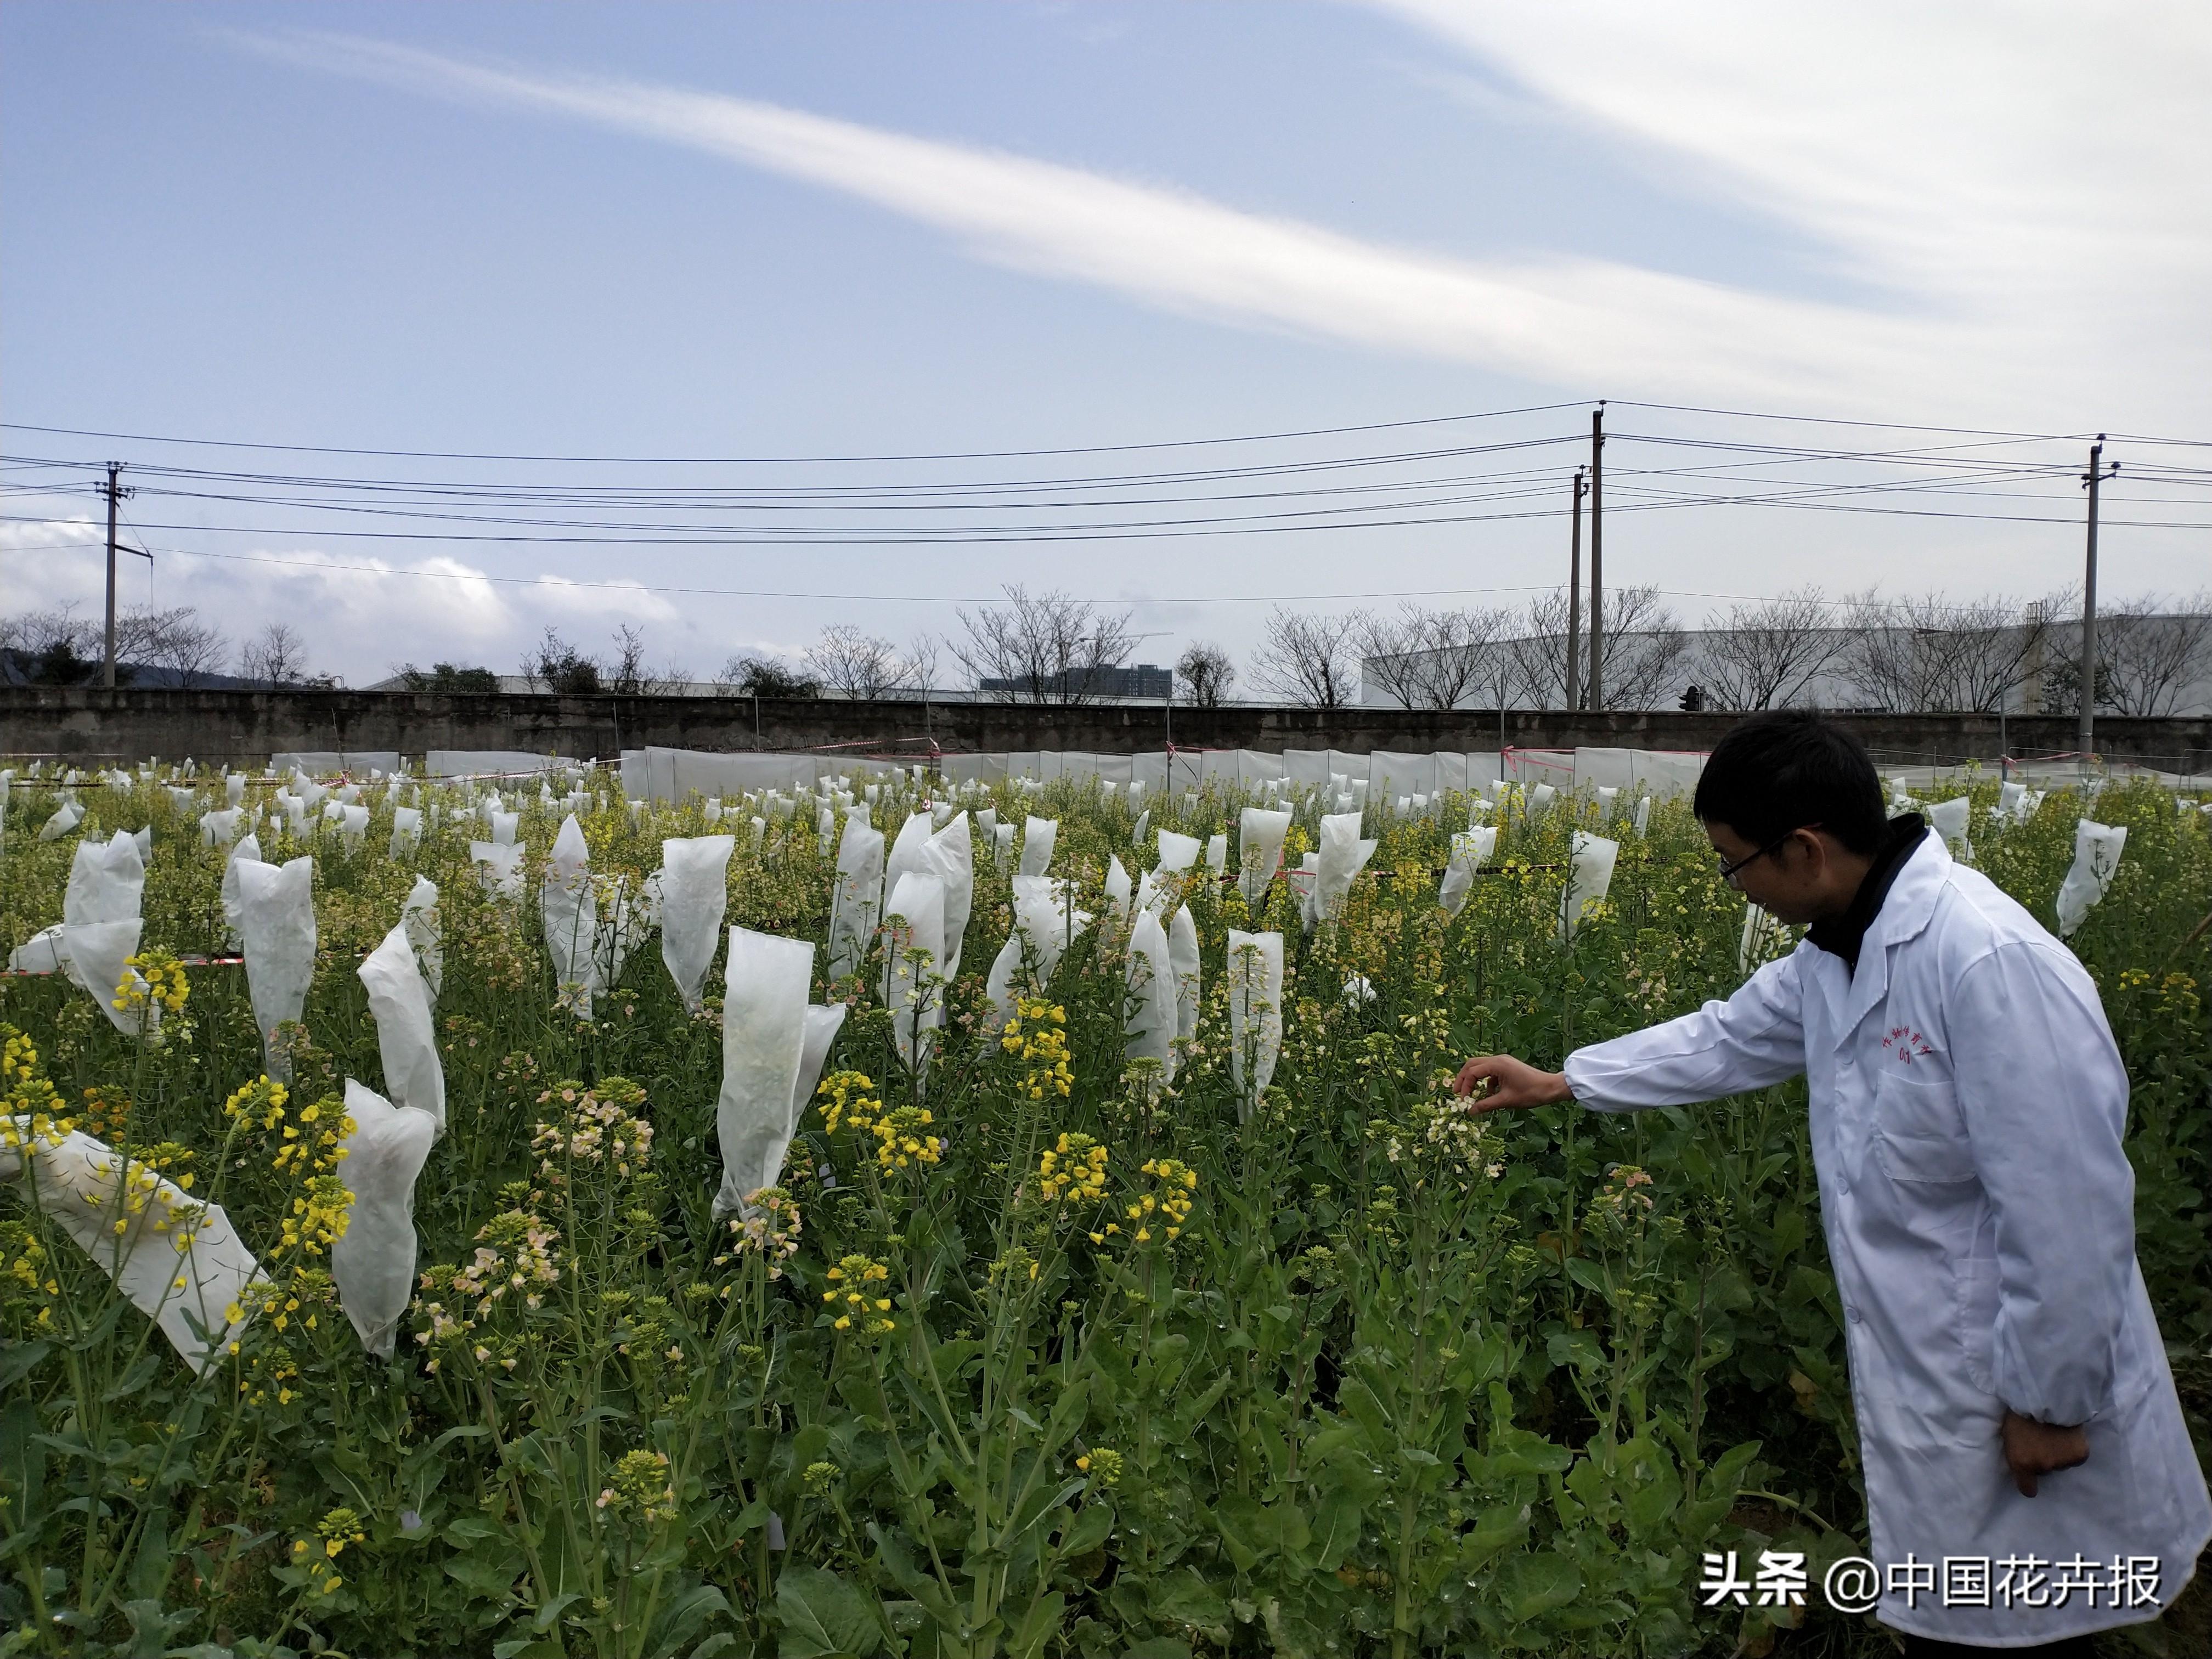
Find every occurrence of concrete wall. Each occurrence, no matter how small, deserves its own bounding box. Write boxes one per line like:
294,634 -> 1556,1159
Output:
5,686 -> 2210,770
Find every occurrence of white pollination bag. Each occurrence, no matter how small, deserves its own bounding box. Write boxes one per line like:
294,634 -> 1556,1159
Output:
1206,832 -> 1227,876
542,815 -> 600,1012
200,808 -> 242,847
1925,797 -> 1972,861
1237,808 -> 1292,911
2055,820 -> 2128,938
1314,811 -> 1379,925
1559,832 -> 1620,942
1225,929 -> 1284,1118
1105,855 -> 1133,928
1739,901 -> 1786,977
237,856 -> 317,1076
992,821 -> 1015,863
659,835 -> 736,1012
0,1121 -> 261,1374
713,929 -> 814,1218
338,804 -> 369,854
885,811 -> 934,896
1168,905 -> 1201,1044
977,807 -> 998,842
925,812 -> 974,980
1156,829 -> 1200,873
1132,809 -> 1150,845
984,875 -> 1094,1030
470,840 -> 526,900
358,916 -> 445,1131
225,772 -> 246,808
38,798 -> 83,842
390,806 -> 422,858
827,811 -> 887,981
817,805 -> 836,856
64,833 -> 150,1032
221,834 -> 262,953
1438,826 -> 1498,918
489,810 -> 519,847
1019,816 -> 1058,878
402,874 -> 443,998
881,872 -> 947,1073
1633,797 -> 1652,838
1125,908 -> 1177,1074
330,1078 -> 438,1360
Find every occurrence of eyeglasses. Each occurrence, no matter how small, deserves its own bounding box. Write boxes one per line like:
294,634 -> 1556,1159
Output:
1717,824 -> 1821,888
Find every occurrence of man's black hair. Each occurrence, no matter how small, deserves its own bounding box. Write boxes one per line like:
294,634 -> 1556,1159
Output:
1692,710 -> 1888,855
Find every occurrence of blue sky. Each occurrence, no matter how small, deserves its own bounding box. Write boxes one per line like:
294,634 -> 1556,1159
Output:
5,3 -> 2208,687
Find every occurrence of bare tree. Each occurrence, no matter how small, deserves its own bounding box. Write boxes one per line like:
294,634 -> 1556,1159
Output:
1697,586 -> 1849,710
1251,607 -> 1361,708
1593,587 -> 1691,709
240,622 -> 312,689
955,585 -> 1138,704
132,607 -> 230,688
805,624 -> 913,699
1175,641 -> 1237,706
2097,593 -> 2212,716
1843,591 -> 2049,712
1502,591 -> 1573,709
906,633 -> 943,699
1355,605 -> 1511,710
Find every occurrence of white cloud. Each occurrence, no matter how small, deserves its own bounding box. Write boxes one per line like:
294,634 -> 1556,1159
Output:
233,27 -> 2114,420
524,573 -> 679,624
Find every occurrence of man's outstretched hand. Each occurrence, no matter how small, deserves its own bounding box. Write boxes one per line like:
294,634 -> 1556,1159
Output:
1453,1054 -> 1573,1111
2002,1410 -> 2089,1497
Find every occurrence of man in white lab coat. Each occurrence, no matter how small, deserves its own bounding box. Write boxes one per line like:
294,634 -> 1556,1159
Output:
1457,713 -> 2208,1654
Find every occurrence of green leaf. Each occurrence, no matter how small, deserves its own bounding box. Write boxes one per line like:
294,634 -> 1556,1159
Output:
0,1340 -> 50,1393
1147,1567 -> 1229,1629
1497,1551 -> 1583,1624
1007,1589 -> 1064,1658
1307,1490 -> 1363,1572
773,1564 -> 882,1659
1055,1503 -> 1111,1560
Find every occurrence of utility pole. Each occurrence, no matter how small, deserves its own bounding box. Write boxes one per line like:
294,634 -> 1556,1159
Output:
2078,435 -> 2119,759
98,462 -> 133,688
1564,467 -> 1587,710
1587,404 -> 1606,711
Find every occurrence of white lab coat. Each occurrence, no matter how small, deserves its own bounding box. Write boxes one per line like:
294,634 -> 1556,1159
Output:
1565,832 -> 2209,1646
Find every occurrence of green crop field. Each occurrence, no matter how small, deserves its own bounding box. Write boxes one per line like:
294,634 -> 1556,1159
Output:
1,764 -> 2205,1658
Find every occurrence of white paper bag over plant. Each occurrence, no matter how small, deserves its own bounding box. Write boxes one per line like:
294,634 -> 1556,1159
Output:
1225,930 -> 1284,1119
8,927 -> 69,976
489,810 -> 519,847
881,871 -> 947,1073
1104,855 -> 1134,928
330,1078 -> 437,1359
992,820 -> 1015,864
1558,832 -> 1620,943
1155,829 -> 1200,873
1206,832 -> 1227,876
225,772 -> 246,808
827,812 -> 886,981
1438,826 -> 1498,918
922,812 -> 974,980
0,1119 -> 262,1375
337,803 -> 369,854
977,807 -> 998,841
1168,905 -> 1200,1044
1019,816 -> 1058,878
884,810 -> 933,898
542,815 -> 601,1014
1125,908 -> 1176,1074
1237,807 -> 1292,911
36,797 -> 81,843
1290,852 -> 1321,933
1738,901 -> 1787,977
238,856 -> 317,1075
713,929 -> 815,1220
390,806 -> 422,858
199,808 -> 242,848
470,840 -> 526,902
359,918 -> 445,1131
1314,811 -> 1379,926
816,806 -> 835,856
1925,797 -> 1972,861
1633,797 -> 1652,838
401,874 -> 443,998
658,834 -> 735,1012
2055,819 -> 2128,937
